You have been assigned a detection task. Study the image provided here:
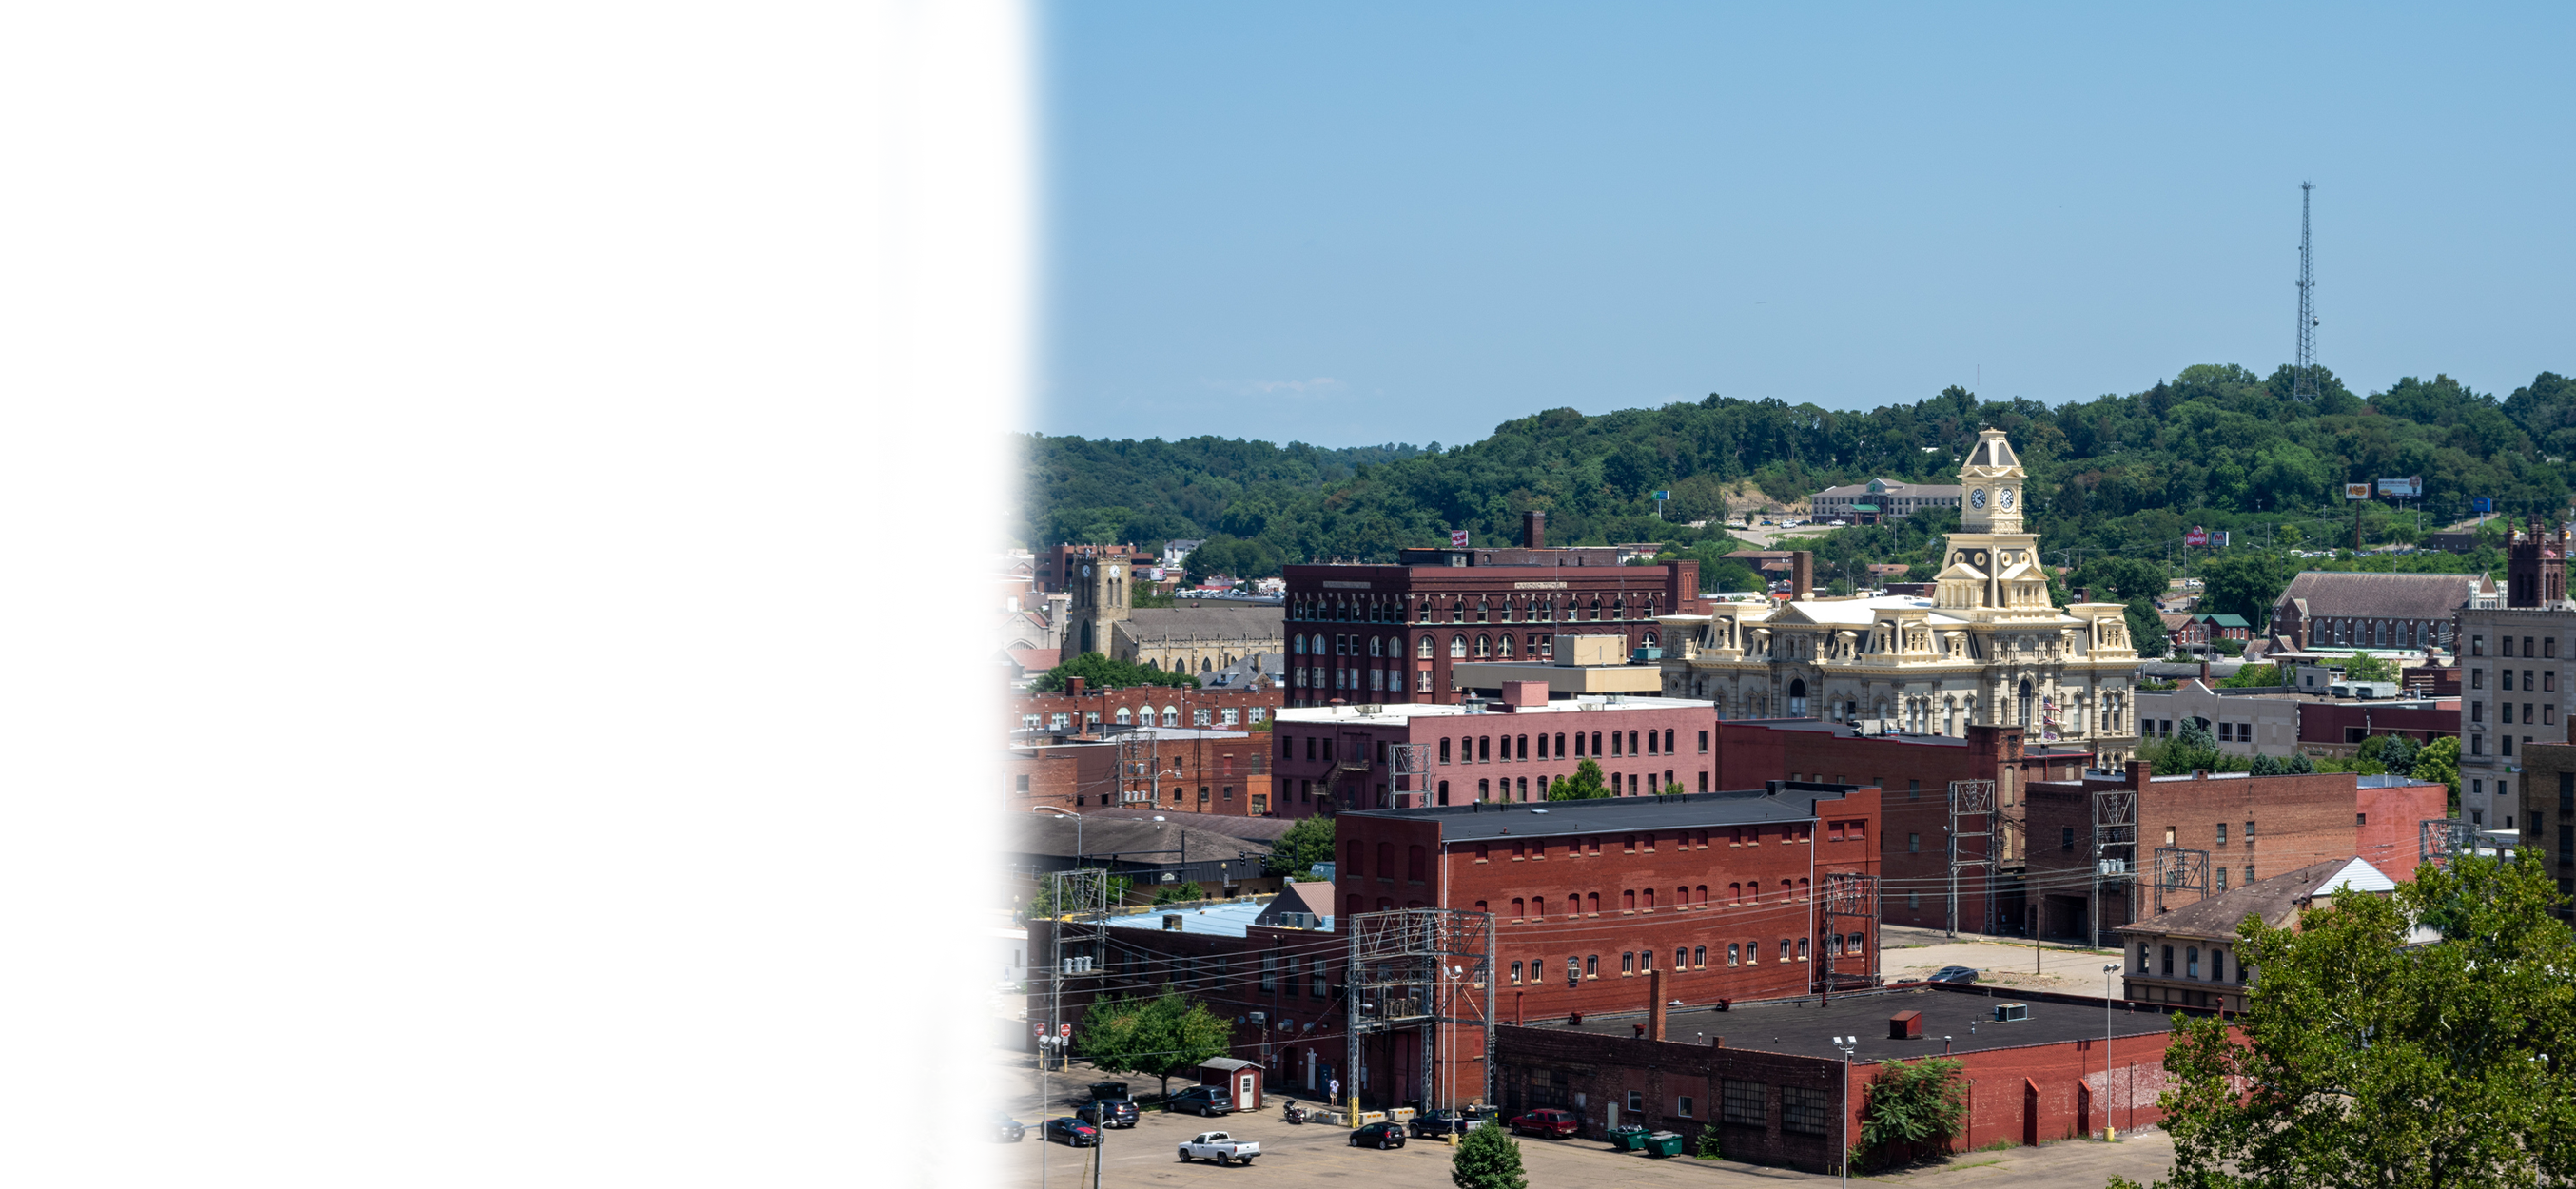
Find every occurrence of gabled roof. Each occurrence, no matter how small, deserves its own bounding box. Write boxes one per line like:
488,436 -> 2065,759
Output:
1253,880 -> 1336,926
2274,572 -> 2483,621
2116,856 -> 2393,944
2195,614 -> 2253,628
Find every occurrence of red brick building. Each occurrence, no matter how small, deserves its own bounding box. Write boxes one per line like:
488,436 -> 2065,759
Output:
1006,728 -> 1278,815
1273,685 -> 1723,813
2021,762 -> 2447,944
1495,984 -> 2188,1172
2294,696 -> 2459,757
1281,512 -> 1708,708
1009,676 -> 1281,739
1711,721 -> 2095,932
1035,783 -> 1888,1114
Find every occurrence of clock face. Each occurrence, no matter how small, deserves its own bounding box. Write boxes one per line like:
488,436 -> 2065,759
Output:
1082,564 -> 1094,578
1969,488 -> 1988,509
2000,488 -> 2017,510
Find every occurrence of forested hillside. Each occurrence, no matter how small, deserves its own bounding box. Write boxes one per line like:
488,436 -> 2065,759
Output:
1022,364 -> 2576,603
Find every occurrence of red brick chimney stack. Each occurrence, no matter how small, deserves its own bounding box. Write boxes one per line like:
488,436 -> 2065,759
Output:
1523,510 -> 1546,550
1648,968 -> 1668,1041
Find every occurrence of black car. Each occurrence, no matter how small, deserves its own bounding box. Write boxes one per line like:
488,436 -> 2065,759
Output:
1408,1108 -> 1496,1139
1928,965 -> 1980,985
1045,1117 -> 1102,1147
1166,1086 -> 1234,1117
1351,1121 -> 1407,1149
1077,1097 -> 1139,1128
958,1106 -> 1025,1142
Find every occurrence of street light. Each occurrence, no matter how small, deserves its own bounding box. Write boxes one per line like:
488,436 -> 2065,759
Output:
2103,963 -> 2122,1141
1831,1034 -> 1858,1186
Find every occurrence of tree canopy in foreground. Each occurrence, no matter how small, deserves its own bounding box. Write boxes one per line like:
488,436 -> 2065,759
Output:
2119,851 -> 2576,1188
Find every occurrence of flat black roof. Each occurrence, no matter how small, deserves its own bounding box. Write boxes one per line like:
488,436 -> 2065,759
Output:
1517,984 -> 2181,1063
1338,785 -> 1861,842
1724,718 -> 2091,757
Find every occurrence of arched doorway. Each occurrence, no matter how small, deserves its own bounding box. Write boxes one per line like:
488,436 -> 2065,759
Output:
2018,679 -> 2034,727
1788,679 -> 1808,718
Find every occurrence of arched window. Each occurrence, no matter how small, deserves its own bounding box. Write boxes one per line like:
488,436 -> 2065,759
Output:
1590,731 -> 1603,756
1475,634 -> 1491,658
1611,731 -> 1623,757
1162,706 -> 1180,727
1450,634 -> 1467,658
1477,778 -> 1490,800
1293,635 -> 1306,655
1497,634 -> 1514,659
1115,707 -> 1133,724
1643,631 -> 1657,648
1729,882 -> 1742,905
1345,840 -> 1363,875
1438,738 -> 1452,764
1416,635 -> 1433,659
1366,635 -> 1380,657
1477,736 -> 1491,762
1788,678 -> 1809,718
1436,780 -> 1450,805
2019,678 -> 2034,726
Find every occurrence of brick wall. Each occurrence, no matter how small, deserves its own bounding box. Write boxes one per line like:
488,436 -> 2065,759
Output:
2024,763 -> 2435,941
1493,1001 -> 2182,1174
1332,788 -> 1883,1018
1010,682 -> 1281,737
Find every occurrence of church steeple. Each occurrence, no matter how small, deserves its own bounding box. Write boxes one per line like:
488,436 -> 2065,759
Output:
1958,427 -> 2024,535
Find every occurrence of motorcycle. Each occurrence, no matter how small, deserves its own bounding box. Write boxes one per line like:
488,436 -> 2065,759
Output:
1283,1102 -> 1306,1125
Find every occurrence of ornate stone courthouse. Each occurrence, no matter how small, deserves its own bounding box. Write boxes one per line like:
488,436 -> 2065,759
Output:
1657,430 -> 2145,760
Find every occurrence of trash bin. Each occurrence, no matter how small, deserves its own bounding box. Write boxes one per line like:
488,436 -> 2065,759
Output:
1609,1125 -> 1649,1152
1646,1131 -> 1686,1158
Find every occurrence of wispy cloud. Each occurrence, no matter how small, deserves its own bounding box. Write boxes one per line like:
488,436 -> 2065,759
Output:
1210,377 -> 1346,398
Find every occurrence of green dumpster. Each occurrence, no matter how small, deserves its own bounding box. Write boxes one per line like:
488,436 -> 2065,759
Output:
1608,1125 -> 1649,1152
1646,1131 -> 1685,1158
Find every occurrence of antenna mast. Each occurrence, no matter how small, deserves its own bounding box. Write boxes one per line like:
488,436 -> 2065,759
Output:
2293,181 -> 2318,402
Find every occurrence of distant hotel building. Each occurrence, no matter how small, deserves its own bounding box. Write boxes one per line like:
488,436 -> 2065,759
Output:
1278,512 -> 1703,708
1807,478 -> 1961,524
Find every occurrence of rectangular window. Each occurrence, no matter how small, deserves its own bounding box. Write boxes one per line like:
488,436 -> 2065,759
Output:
1699,731 -> 1709,753
1014,774 -> 1030,792
1260,953 -> 1277,992
2216,867 -> 2228,891
1727,943 -> 1740,965
1510,961 -> 1522,984
1627,1090 -> 1644,1113
2216,823 -> 2228,846
2062,827 -> 2076,851
1908,833 -> 1920,853
1780,1085 -> 1830,1136
1676,1096 -> 1694,1119
1312,959 -> 1328,997
1722,1081 -> 1766,1126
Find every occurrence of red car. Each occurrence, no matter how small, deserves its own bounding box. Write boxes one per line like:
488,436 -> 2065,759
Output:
1508,1108 -> 1580,1139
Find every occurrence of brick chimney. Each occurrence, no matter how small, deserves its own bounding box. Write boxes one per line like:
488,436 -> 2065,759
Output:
2124,759 -> 2151,790
1066,677 -> 1086,699
1524,510 -> 1547,550
1791,551 -> 1814,598
968,664 -> 1009,746
1648,968 -> 1668,1041
1501,680 -> 1549,710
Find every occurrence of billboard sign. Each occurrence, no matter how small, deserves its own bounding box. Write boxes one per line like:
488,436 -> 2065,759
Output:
2213,530 -> 2230,548
2474,497 -> 2495,513
2185,526 -> 2209,547
1449,530 -> 1470,547
2345,483 -> 2373,501
2377,476 -> 2423,498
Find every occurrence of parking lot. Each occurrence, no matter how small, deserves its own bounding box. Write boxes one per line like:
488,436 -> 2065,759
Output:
1000,1050 -> 2180,1188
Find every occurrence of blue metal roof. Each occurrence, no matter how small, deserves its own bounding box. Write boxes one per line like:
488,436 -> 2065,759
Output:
1103,900 -> 1273,938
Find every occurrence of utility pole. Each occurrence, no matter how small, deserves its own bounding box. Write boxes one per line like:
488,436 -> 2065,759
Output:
2293,181 -> 2319,404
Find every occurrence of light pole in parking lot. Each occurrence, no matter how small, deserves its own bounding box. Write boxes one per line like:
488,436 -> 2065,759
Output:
2104,963 -> 2122,1141
1832,1035 -> 1858,1186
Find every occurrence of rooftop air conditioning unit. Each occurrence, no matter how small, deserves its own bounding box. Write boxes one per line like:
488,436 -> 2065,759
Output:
1993,1003 -> 2029,1023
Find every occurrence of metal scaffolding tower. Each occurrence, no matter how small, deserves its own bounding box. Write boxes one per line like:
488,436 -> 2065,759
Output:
2093,785 -> 2137,947
1342,908 -> 1496,1119
2294,181 -> 2319,404
2150,847 -> 2211,915
1945,779 -> 1997,937
2420,818 -> 2476,867
1115,730 -> 1161,808
1821,872 -> 1881,993
1389,743 -> 1433,806
1038,868 -> 1115,1189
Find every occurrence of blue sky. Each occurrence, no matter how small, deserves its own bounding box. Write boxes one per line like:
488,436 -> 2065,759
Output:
1032,3 -> 2576,449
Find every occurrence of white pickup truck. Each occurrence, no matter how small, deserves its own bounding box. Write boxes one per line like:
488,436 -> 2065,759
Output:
1177,1132 -> 1259,1166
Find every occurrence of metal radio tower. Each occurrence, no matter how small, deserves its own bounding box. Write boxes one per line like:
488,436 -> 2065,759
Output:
2293,181 -> 2318,402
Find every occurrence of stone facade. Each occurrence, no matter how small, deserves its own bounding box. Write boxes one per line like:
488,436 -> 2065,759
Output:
1661,430 -> 2144,760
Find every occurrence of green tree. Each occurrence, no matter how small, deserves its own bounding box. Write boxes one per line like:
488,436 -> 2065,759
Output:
1073,989 -> 1235,1099
2124,599 -> 2168,658
2071,556 -> 2171,602
2147,852 -> 2576,1188
2343,651 -> 2399,683
2413,736 -> 2462,809
1034,652 -> 1200,692
2201,551 -> 2293,626
1451,1120 -> 1529,1189
1856,1057 -> 1969,1170
1151,880 -> 1204,906
1547,759 -> 1611,800
890,957 -> 999,1189
1262,814 -> 1335,878
2218,662 -> 2282,688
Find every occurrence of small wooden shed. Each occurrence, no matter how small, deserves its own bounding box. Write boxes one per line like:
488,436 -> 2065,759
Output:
1199,1056 -> 1263,1111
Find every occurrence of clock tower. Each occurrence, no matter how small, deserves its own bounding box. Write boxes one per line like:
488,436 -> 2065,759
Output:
1936,428 -> 2049,614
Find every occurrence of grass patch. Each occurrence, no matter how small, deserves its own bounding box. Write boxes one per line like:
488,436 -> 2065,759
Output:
937,1070 -> 984,1106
